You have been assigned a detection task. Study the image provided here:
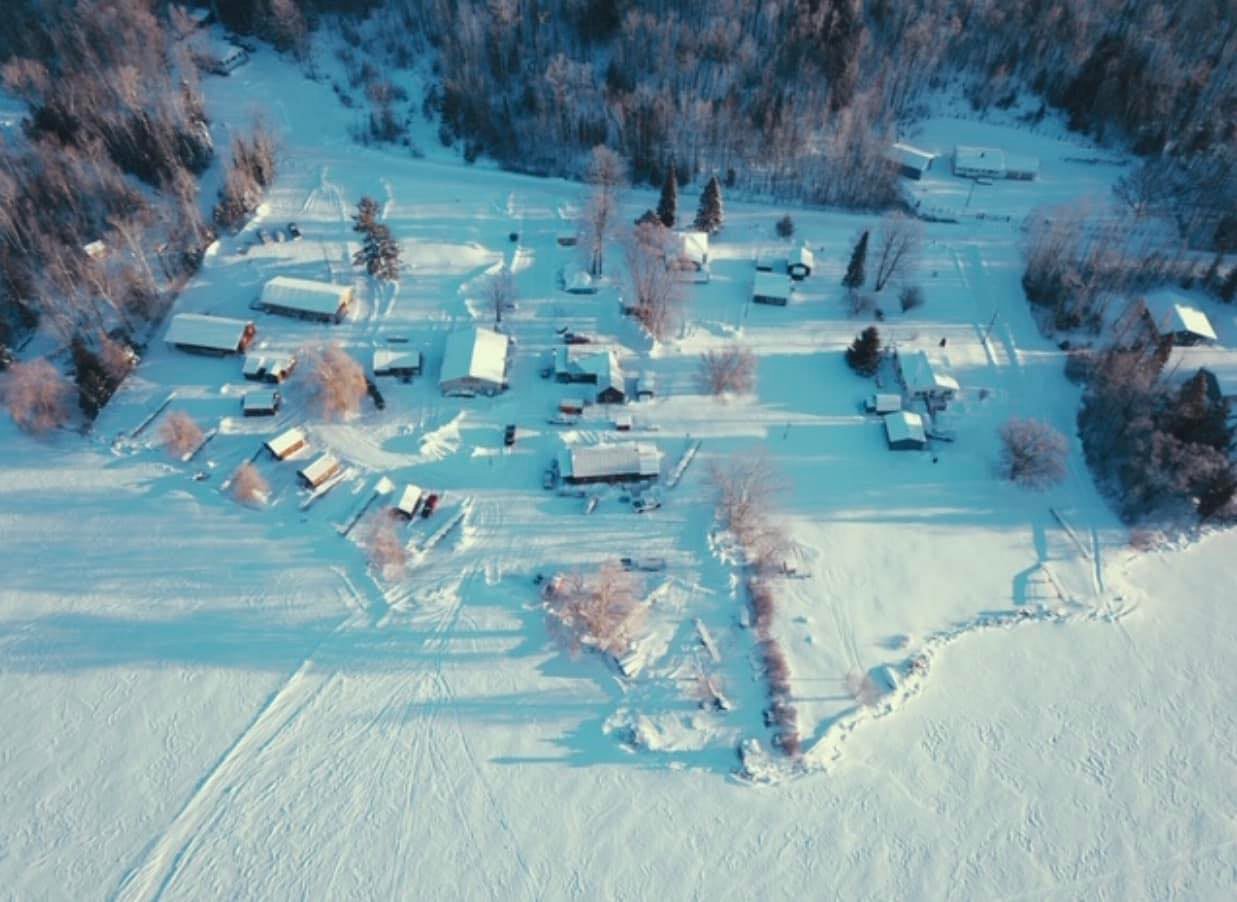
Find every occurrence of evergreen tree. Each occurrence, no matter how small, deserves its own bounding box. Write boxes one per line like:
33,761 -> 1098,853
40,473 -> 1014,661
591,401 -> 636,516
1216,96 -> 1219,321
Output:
693,176 -> 724,234
354,222 -> 401,281
845,326 -> 882,376
353,196 -> 380,235
843,230 -> 869,290
657,164 -> 677,228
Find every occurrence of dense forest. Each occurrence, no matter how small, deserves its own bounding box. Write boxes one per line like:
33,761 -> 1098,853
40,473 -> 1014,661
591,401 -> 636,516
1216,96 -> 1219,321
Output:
1,0 -> 1234,368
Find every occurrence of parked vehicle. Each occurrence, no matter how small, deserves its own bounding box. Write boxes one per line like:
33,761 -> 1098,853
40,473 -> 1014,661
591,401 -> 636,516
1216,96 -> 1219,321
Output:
287,222 -> 302,240
563,332 -> 592,345
420,493 -> 439,517
632,492 -> 662,513
504,424 -> 517,446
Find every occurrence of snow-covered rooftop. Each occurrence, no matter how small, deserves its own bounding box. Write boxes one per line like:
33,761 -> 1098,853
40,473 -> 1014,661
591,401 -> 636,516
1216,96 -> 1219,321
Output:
164,313 -> 252,352
899,350 -> 959,396
788,245 -> 814,270
395,484 -> 424,515
675,231 -> 709,266
887,142 -> 934,171
753,271 -> 791,301
373,348 -> 422,374
298,453 -> 340,487
1154,302 -> 1217,342
265,426 -> 307,459
558,442 -> 661,481
439,326 -> 510,388
260,276 -> 352,318
243,390 -> 279,412
884,410 -> 927,445
954,145 -> 1006,174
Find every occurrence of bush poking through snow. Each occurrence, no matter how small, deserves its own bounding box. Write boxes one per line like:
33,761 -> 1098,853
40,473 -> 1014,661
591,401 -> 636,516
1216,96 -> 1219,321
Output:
698,345 -> 757,396
300,343 -> 367,421
899,284 -> 925,312
361,510 -> 408,579
775,214 -> 794,239
160,411 -> 203,458
543,560 -> 646,658
230,463 -> 269,507
1000,418 -> 1068,488
3,358 -> 71,435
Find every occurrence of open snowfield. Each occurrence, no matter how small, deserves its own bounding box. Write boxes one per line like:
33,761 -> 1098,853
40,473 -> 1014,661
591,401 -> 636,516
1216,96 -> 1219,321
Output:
1,40 -> 1234,901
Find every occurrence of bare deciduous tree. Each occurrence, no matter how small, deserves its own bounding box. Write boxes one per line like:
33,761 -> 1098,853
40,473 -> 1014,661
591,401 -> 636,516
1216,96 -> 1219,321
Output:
872,211 -> 923,292
3,358 -> 71,435
160,410 -> 203,458
1000,418 -> 1068,489
361,510 -> 408,579
578,146 -> 627,277
625,222 -> 683,341
544,559 -> 646,657
230,462 -> 270,506
698,345 -> 757,396
709,453 -> 788,558
299,343 -> 366,421
485,264 -> 516,326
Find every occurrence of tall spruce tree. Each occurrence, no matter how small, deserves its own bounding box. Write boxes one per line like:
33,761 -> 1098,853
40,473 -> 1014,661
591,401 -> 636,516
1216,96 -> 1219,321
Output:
845,326 -> 882,376
843,230 -> 869,289
657,165 -> 678,228
353,196 -> 379,235
693,176 -> 724,234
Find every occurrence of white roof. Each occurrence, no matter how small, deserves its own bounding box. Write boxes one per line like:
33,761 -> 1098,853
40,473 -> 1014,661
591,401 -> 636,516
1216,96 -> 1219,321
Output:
243,390 -> 279,411
900,350 -> 959,395
265,426 -> 307,458
1156,302 -> 1217,341
373,348 -> 422,372
260,276 -> 352,317
395,484 -> 423,515
439,326 -> 510,387
1004,152 -> 1040,175
558,442 -> 662,480
753,271 -> 792,301
562,265 -> 595,293
298,453 -> 340,485
165,313 -> 251,352
884,410 -> 926,445
676,231 -> 709,265
887,142 -> 934,171
788,245 -> 814,269
243,354 -> 295,377
954,145 -> 1006,172
872,393 -> 902,413
1164,347 -> 1237,397
83,239 -> 107,259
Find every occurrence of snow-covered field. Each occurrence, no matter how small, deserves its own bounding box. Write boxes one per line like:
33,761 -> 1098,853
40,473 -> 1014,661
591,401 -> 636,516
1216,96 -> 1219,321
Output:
1,41 -> 1234,901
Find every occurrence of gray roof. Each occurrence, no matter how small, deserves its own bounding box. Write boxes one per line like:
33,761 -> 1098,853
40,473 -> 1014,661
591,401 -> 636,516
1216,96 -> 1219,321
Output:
260,276 -> 352,317
558,442 -> 661,480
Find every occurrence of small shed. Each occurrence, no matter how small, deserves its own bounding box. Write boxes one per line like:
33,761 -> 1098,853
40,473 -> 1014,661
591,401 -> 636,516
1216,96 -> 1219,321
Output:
787,245 -> 814,280
559,398 -> 586,416
373,348 -> 423,378
82,239 -> 107,260
866,393 -> 902,414
613,413 -> 633,432
242,389 -> 281,417
886,143 -> 935,180
1151,302 -> 1218,346
556,442 -> 662,485
243,354 -> 296,383
439,326 -> 511,396
258,276 -> 353,323
298,453 -> 341,489
753,272 -> 792,306
165,313 -> 256,356
394,484 -> 424,518
559,264 -> 597,294
953,146 -> 1006,179
884,410 -> 927,450
755,252 -> 781,272
265,426 -> 308,460
635,373 -> 656,400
